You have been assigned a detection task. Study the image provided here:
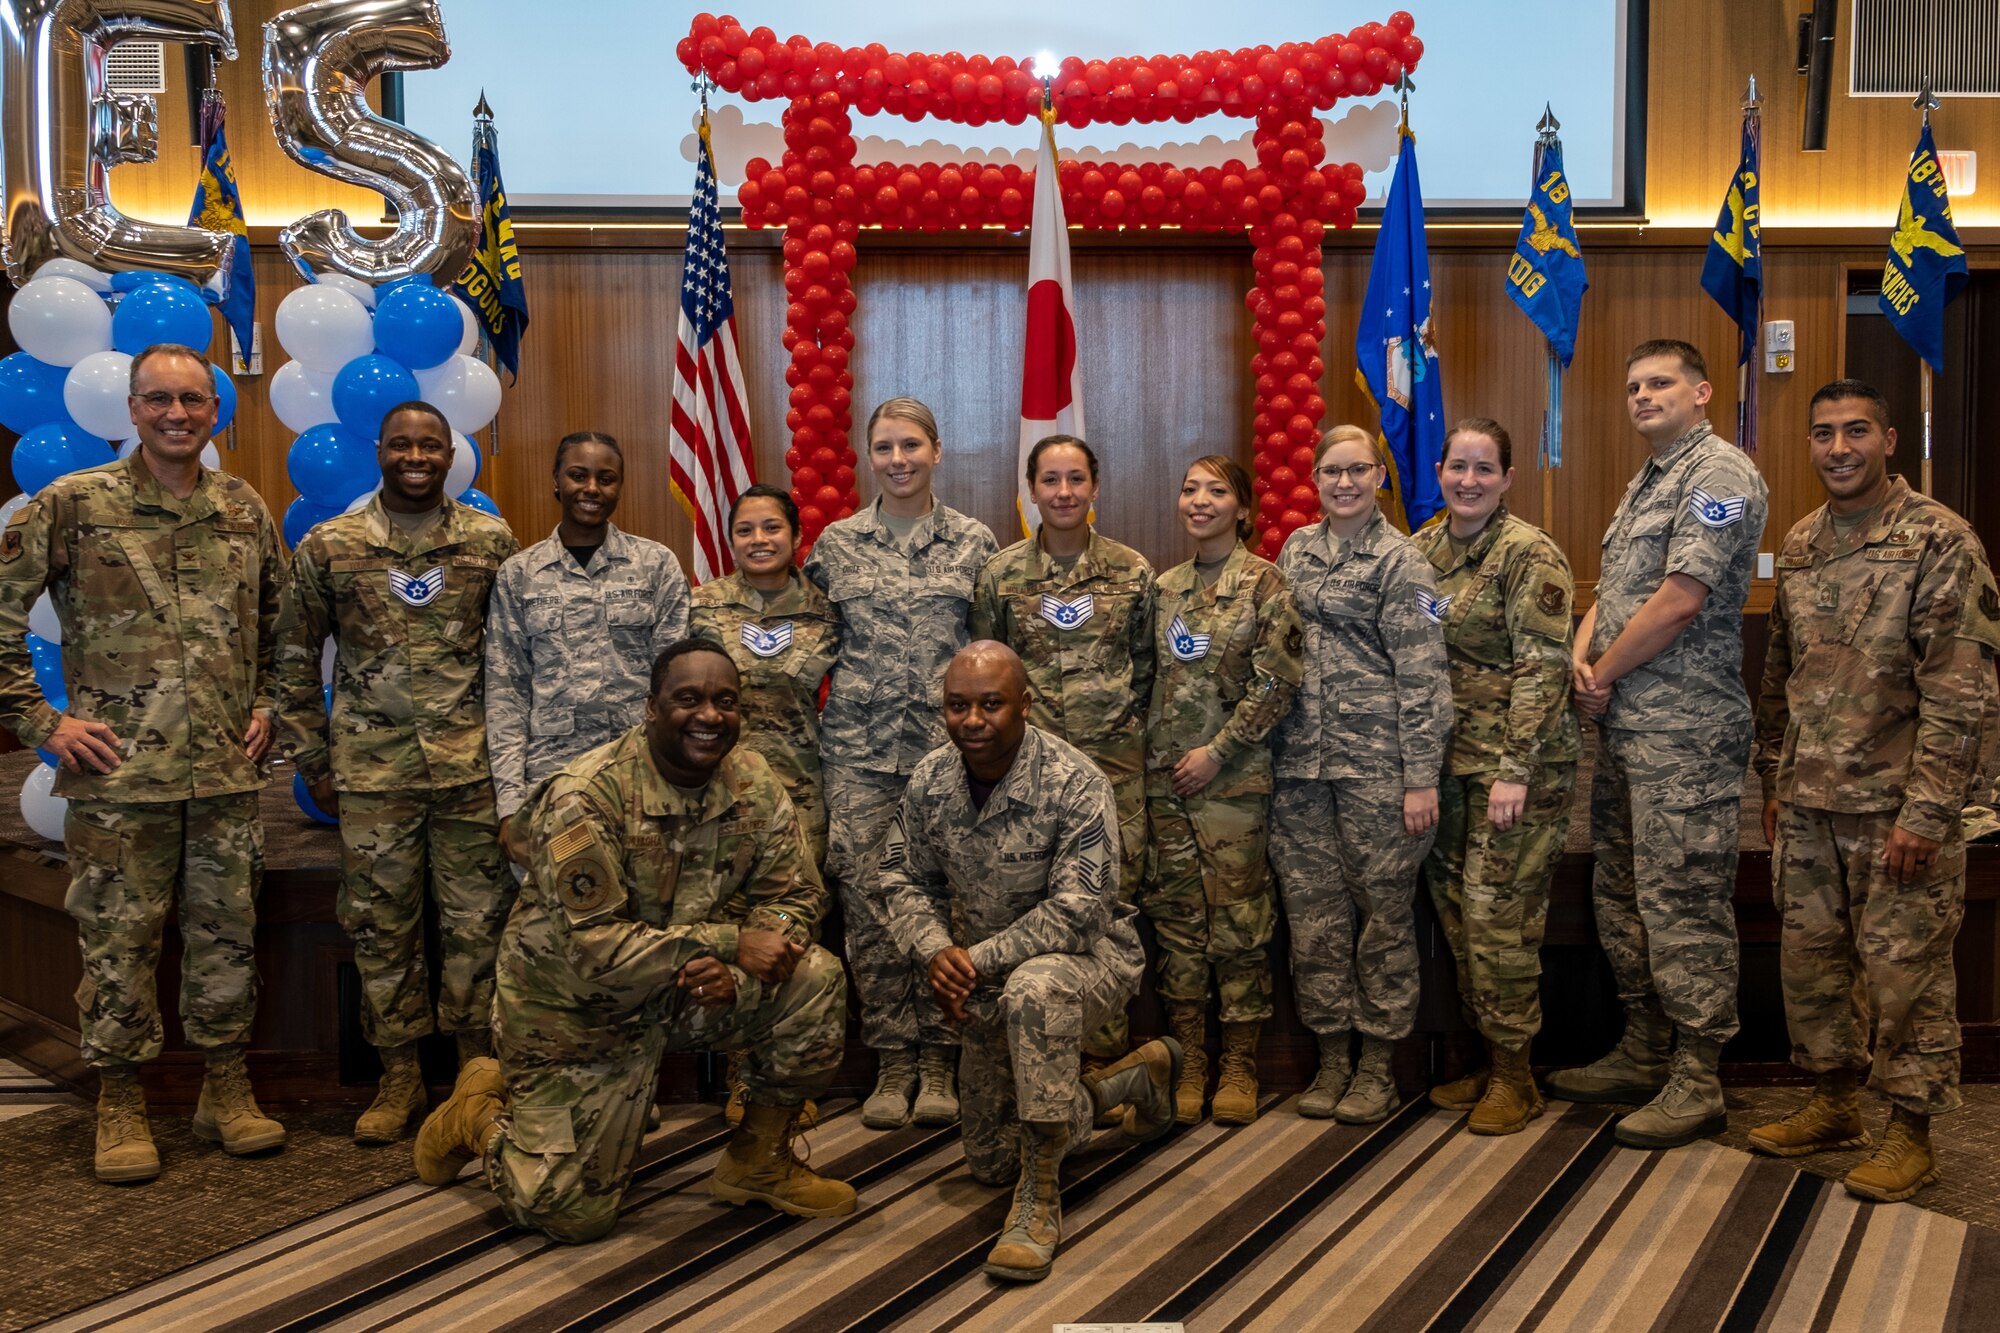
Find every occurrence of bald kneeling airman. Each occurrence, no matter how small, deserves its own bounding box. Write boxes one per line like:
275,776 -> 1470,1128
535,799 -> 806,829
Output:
880,642 -> 1181,1283
413,640 -> 854,1242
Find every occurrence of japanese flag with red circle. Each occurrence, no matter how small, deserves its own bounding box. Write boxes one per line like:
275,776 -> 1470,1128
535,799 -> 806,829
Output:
1017,114 -> 1084,535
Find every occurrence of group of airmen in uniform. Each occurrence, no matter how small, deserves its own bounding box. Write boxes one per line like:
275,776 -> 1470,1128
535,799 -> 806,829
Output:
0,334 -> 1993,1282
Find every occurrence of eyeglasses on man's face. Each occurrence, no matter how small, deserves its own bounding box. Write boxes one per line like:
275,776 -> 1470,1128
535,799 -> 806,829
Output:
132,391 -> 217,413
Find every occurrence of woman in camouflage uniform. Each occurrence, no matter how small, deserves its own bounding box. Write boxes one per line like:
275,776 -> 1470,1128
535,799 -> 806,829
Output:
1272,425 -> 1453,1125
1411,419 -> 1578,1135
1143,456 -> 1302,1126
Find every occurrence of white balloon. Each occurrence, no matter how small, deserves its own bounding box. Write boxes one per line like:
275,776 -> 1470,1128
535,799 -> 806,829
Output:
268,360 -> 339,432
9,276 -> 112,367
61,350 -> 136,441
414,355 -> 502,434
311,270 -> 377,309
343,484 -> 383,515
444,430 -> 479,497
320,635 -> 336,685
29,592 -> 60,643
451,294 -> 479,356
274,285 -> 374,373
200,443 -> 222,470
0,495 -> 31,529
116,438 -> 140,459
33,258 -> 114,293
20,762 -> 66,843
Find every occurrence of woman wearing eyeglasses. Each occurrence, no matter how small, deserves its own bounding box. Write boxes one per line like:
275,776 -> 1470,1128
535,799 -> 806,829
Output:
1408,418 -> 1578,1135
1272,424 -> 1452,1123
1142,455 -> 1303,1126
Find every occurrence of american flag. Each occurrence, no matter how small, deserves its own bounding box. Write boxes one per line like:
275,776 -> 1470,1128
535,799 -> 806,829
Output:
670,113 -> 757,584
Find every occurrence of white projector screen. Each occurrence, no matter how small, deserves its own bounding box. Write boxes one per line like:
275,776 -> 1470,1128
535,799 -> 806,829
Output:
400,0 -> 1635,213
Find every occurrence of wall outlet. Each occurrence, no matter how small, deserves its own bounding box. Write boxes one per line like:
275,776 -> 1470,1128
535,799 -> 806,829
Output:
1758,552 -> 1775,579
1764,319 -> 1794,374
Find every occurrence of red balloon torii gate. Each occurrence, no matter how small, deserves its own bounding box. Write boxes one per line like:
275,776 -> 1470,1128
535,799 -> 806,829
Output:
676,12 -> 1426,556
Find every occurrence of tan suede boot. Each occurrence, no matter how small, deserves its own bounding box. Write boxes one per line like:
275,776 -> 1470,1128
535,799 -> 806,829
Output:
414,1057 -> 506,1185
726,1051 -> 815,1129
354,1041 -> 428,1144
912,1045 -> 960,1125
1844,1106 -> 1939,1203
1083,1038 -> 1183,1142
1613,1035 -> 1727,1149
94,1066 -> 160,1183
192,1045 -> 288,1154
709,1102 -> 858,1216
1298,1031 -> 1352,1119
862,1048 -> 917,1129
1334,1035 -> 1401,1124
1544,1007 -> 1673,1104
1429,1066 -> 1489,1112
1747,1070 -> 1870,1158
1468,1042 -> 1544,1136
1211,1022 -> 1261,1126
1165,1001 -> 1209,1124
982,1124 -> 1066,1282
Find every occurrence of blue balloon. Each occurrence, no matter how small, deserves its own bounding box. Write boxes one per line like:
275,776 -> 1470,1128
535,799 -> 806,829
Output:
288,422 -> 378,508
0,353 -> 72,435
209,363 -> 236,435
458,487 -> 501,518
36,747 -> 59,768
332,354 -> 419,439
25,631 -> 64,700
282,495 -> 345,549
371,283 -> 460,371
108,270 -> 191,293
293,772 -> 338,825
13,421 -> 113,495
110,279 -> 214,356
324,683 -> 334,712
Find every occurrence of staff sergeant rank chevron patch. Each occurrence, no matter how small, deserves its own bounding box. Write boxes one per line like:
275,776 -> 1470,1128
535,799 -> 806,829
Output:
1416,589 -> 1451,625
387,566 -> 447,607
1167,613 -> 1211,662
1687,487 -> 1748,529
1039,592 -> 1095,630
740,621 -> 794,658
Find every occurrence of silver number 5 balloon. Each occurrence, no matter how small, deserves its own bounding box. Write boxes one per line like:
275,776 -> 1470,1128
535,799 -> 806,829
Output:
0,0 -> 240,286
263,0 -> 474,284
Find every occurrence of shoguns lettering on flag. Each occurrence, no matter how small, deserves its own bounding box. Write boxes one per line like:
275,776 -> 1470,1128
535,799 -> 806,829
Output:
450,106 -> 530,380
1879,121 -> 1968,373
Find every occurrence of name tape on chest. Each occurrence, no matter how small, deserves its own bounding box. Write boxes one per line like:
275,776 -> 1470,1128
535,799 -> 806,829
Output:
740,620 -> 795,658
387,566 -> 446,607
1687,487 -> 1748,529
1039,591 -> 1095,630
1167,613 -> 1211,662
1416,589 -> 1452,625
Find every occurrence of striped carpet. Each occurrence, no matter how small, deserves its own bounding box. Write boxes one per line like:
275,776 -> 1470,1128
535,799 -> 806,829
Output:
35,1095 -> 2000,1333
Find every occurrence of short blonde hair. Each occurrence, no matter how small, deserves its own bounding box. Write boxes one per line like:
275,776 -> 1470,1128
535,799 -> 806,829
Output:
865,396 -> 940,447
1313,423 -> 1386,468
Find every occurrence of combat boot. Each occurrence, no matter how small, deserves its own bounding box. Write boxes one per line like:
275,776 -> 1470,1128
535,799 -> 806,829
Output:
192,1045 -> 288,1155
982,1124 -> 1066,1282
1298,1031 -> 1352,1119
1165,1002 -> 1209,1124
1843,1105 -> 1939,1203
414,1056 -> 506,1185
1468,1042 -> 1543,1136
709,1102 -> 858,1216
453,1027 -> 491,1066
354,1041 -> 428,1144
1614,1034 -> 1727,1148
1334,1035 -> 1401,1124
726,1052 -> 815,1130
1746,1070 -> 1870,1158
862,1047 -> 917,1129
1544,1006 -> 1673,1104
1083,1037 -> 1183,1142
1080,1053 -> 1123,1127
1428,1065 -> 1489,1112
94,1066 -> 160,1183
912,1044 -> 960,1125
1211,1022 -> 1261,1125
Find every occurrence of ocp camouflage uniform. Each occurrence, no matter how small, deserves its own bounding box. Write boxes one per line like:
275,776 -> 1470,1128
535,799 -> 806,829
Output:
484,524 -> 689,822
1143,544 -> 1303,1024
971,529 -> 1153,1056
485,732 -> 841,1242
1755,477 -> 2000,1113
275,495 -> 520,1047
690,569 -> 841,868
804,499 -> 997,1052
880,727 -> 1141,1182
0,456 -> 283,1067
1411,507 -> 1579,1049
1590,421 -> 1767,1044
1272,510 -> 1452,1040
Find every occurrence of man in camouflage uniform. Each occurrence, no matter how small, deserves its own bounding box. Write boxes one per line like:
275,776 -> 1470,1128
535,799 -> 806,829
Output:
413,640 -> 854,1242
1550,340 -> 1769,1150
0,343 -> 288,1181
971,518 -> 1155,1068
275,402 -> 520,1144
1747,380 -> 2000,1202
882,642 -> 1180,1283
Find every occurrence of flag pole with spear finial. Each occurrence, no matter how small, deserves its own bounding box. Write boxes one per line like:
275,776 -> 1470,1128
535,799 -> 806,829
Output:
1914,77 -> 1938,495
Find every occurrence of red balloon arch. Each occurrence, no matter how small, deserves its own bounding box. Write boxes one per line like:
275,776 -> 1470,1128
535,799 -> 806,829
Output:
676,12 -> 1425,557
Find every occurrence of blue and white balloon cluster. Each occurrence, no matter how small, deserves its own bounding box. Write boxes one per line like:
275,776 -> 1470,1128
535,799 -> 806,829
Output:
273,275 -> 502,549
1,259 -> 237,843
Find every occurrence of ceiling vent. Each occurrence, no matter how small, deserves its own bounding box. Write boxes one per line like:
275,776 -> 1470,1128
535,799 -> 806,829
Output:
1851,0 -> 2000,95
101,41 -> 167,95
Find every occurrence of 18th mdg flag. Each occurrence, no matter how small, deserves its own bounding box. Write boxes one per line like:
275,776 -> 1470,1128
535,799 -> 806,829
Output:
1506,138 -> 1587,368
187,96 -> 255,361
1700,114 -> 1762,368
450,111 -> 530,381
1879,122 -> 1968,373
1017,107 -> 1084,536
1355,131 -> 1445,532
